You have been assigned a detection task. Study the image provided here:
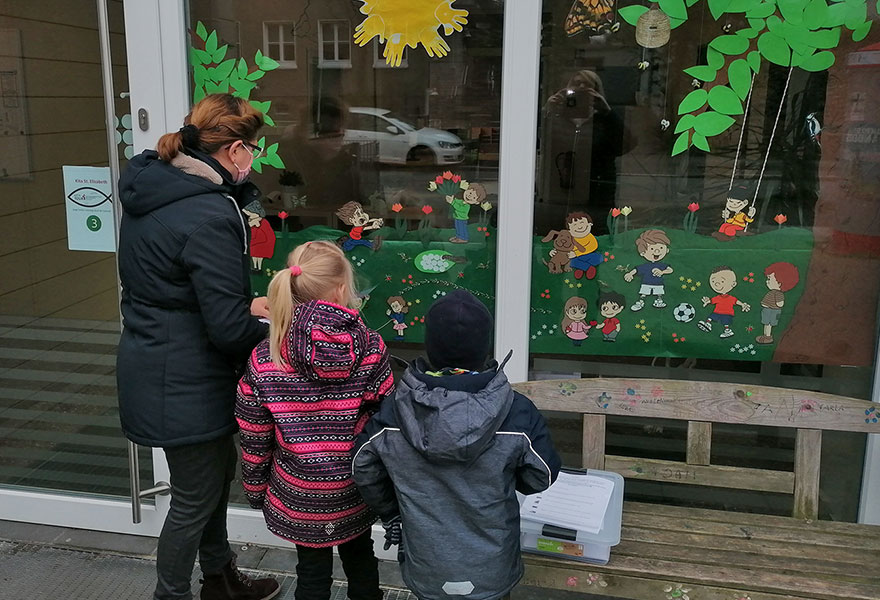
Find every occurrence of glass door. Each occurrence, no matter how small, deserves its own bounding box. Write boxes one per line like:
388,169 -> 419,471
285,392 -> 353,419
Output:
0,0 -> 166,534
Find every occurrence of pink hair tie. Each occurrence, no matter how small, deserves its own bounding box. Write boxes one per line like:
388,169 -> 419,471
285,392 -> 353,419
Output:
290,265 -> 303,277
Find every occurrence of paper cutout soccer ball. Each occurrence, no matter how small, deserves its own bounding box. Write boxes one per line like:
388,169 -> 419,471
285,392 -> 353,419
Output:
673,303 -> 696,323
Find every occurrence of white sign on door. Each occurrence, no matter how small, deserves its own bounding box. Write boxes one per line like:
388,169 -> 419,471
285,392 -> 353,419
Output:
63,165 -> 116,253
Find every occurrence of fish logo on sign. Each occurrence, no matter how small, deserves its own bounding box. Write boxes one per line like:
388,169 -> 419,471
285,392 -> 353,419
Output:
67,187 -> 111,208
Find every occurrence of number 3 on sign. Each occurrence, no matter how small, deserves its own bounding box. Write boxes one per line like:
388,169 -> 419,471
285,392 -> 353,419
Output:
86,215 -> 102,232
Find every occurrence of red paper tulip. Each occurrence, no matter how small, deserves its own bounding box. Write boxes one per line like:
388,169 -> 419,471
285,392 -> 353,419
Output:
774,214 -> 787,224
391,203 -> 403,213
688,202 -> 699,212
278,211 -> 289,220
610,208 -> 621,217
422,205 -> 433,215
435,176 -> 444,184
442,171 -> 454,180
452,175 -> 461,183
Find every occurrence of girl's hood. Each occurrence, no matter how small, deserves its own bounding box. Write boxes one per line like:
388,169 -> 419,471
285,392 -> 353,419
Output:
280,300 -> 370,381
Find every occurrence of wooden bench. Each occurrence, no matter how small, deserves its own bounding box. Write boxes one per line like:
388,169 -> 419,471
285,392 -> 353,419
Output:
512,378 -> 880,600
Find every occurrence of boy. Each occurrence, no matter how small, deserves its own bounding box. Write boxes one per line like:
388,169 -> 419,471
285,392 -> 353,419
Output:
550,212 -> 600,279
698,266 -> 751,338
353,290 -> 561,600
623,229 -> 673,311
597,291 -> 625,342
756,262 -> 799,345
447,183 -> 488,244
713,187 -> 756,241
336,201 -> 383,252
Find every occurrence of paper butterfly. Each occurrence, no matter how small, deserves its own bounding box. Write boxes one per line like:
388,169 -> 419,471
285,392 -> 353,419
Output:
564,0 -> 620,37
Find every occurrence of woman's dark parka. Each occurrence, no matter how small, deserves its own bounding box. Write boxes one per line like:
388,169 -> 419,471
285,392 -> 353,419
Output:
116,150 -> 267,447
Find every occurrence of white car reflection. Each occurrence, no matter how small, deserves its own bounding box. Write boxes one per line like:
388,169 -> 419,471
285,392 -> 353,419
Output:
345,107 -> 464,166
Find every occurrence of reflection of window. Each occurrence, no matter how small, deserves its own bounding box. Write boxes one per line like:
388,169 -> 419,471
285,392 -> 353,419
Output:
263,22 -> 297,68
373,40 -> 407,69
318,20 -> 351,68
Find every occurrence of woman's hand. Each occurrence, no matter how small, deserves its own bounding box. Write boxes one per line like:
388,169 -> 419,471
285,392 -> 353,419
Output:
251,297 -> 270,318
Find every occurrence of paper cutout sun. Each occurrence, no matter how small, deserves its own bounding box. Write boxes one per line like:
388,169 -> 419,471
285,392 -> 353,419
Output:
354,0 -> 469,67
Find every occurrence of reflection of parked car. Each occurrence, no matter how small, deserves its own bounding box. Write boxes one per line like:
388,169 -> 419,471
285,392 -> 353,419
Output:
345,107 -> 464,166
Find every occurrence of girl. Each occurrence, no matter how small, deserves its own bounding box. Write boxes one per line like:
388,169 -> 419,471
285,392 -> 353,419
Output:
236,240 -> 394,600
562,296 -> 591,346
386,296 -> 409,340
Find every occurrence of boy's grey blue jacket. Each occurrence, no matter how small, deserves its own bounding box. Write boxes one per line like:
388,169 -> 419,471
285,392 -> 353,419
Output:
352,358 -> 562,600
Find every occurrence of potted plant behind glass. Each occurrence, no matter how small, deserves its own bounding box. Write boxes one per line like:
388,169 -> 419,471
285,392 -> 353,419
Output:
278,170 -> 304,211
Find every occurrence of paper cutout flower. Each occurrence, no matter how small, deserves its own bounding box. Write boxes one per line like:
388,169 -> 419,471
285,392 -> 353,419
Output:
391,203 -> 403,213
435,176 -> 444,184
688,202 -> 700,212
480,202 -> 492,212
442,171 -> 454,180
774,214 -> 787,224
422,205 -> 433,215
278,211 -> 289,220
452,174 -> 461,183
610,208 -> 621,217
460,179 -> 470,190
620,206 -> 632,216
428,181 -> 438,191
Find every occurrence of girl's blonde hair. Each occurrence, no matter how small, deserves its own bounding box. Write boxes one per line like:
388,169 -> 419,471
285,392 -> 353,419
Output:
268,241 -> 357,367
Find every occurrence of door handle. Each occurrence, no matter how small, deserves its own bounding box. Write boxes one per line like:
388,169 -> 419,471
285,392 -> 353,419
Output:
128,440 -> 171,524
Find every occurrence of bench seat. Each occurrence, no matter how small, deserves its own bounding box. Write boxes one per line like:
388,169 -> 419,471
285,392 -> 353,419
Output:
523,502 -> 880,600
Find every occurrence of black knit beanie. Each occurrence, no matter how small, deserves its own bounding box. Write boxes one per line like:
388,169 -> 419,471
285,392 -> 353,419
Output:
424,289 -> 493,372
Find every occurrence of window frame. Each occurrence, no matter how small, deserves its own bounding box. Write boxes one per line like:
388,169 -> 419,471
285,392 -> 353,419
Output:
317,19 -> 352,69
262,22 -> 297,69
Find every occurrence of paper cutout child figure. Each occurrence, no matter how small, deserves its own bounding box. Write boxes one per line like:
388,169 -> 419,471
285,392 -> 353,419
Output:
698,266 -> 751,338
756,262 -> 800,345
597,291 -> 625,342
243,200 -> 276,273
447,183 -> 487,244
550,212 -> 601,280
713,186 -> 756,242
386,296 -> 409,341
562,296 -> 593,346
336,201 -> 384,252
623,229 -> 673,311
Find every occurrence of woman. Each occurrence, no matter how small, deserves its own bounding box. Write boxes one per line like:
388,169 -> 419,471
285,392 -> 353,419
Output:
117,94 -> 280,600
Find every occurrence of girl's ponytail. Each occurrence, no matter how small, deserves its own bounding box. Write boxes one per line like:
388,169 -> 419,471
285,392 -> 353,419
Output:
268,268 -> 296,367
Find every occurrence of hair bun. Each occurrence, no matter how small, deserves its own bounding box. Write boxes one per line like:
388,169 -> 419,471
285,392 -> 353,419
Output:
179,124 -> 201,149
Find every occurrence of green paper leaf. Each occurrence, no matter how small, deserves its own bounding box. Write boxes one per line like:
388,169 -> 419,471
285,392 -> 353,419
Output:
758,32 -> 792,66
255,49 -> 264,65
803,0 -> 830,29
195,49 -> 213,64
708,85 -> 744,115
193,86 -> 207,103
231,79 -> 256,98
708,0 -> 732,19
844,1 -> 867,30
188,47 -> 200,67
238,58 -> 248,79
659,0 -> 688,19
727,0 -> 761,12
670,16 -> 687,28
710,34 -> 751,55
256,54 -> 281,71
748,50 -> 762,73
790,50 -> 807,67
246,69 -> 266,81
205,80 -> 228,95
265,153 -> 285,169
675,114 -> 696,133
800,49 -> 835,70
212,45 -> 228,64
766,16 -> 784,35
258,137 -> 267,149
214,58 -> 236,80
777,0 -> 805,25
746,2 -> 777,18
692,132 -> 711,152
206,31 -> 218,55
852,21 -> 872,42
678,89 -> 709,114
827,3 -> 847,26
684,65 -> 718,82
672,132 -> 691,156
250,100 -> 271,114
686,0 -> 700,6
748,17 -> 766,29
619,5 -> 650,26
736,27 -> 762,38
251,158 -> 264,174
693,111 -> 736,136
805,27 -> 840,48
193,64 -> 208,87
196,21 -> 208,41
707,48 -> 725,70
728,59 -> 752,99
263,114 -> 276,127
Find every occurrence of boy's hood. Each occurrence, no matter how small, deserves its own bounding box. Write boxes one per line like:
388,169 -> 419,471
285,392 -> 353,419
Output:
392,357 -> 514,464
281,300 -> 370,382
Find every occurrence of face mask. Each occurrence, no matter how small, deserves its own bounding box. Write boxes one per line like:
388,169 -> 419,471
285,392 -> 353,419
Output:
231,142 -> 255,184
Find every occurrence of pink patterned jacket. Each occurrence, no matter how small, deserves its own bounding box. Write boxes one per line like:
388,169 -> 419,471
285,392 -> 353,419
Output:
235,300 -> 394,547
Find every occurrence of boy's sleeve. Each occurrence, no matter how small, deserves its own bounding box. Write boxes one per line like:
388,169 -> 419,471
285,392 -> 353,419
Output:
235,358 -> 275,509
352,409 -> 400,522
514,395 -> 562,496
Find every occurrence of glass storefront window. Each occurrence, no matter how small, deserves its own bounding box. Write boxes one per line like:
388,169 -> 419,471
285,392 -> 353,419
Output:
188,0 -> 504,504
528,0 -> 879,521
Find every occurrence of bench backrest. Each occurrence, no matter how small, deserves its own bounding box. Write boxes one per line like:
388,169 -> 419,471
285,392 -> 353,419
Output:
512,377 -> 879,520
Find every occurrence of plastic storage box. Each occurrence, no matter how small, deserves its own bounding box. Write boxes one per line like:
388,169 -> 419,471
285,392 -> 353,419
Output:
520,469 -> 624,565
